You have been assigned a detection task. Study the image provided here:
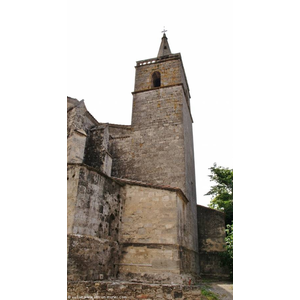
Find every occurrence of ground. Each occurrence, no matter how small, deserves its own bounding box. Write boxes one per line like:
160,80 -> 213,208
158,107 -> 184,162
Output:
203,280 -> 233,300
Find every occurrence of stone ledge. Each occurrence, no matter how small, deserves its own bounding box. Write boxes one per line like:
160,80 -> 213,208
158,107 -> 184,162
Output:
131,83 -> 184,95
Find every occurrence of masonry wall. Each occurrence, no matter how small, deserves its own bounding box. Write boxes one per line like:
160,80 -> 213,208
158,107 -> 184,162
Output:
67,165 -> 80,235
197,205 -> 228,278
67,97 -> 99,165
134,57 -> 183,91
116,184 -> 199,284
67,164 -> 124,281
131,86 -> 186,188
118,185 -> 181,283
181,85 -> 198,270
179,60 -> 191,108
176,194 -> 198,276
67,98 -> 98,138
67,129 -> 87,163
109,85 -> 188,193
83,125 -> 112,176
108,124 -> 133,179
120,185 -> 178,245
67,281 -> 207,300
71,165 -> 122,238
67,235 -> 119,281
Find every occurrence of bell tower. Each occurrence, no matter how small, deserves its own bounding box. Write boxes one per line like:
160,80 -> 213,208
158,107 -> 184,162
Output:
131,33 -> 195,200
129,33 -> 199,273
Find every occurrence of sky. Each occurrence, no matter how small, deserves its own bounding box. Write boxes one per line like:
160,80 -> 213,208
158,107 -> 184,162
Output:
67,0 -> 233,206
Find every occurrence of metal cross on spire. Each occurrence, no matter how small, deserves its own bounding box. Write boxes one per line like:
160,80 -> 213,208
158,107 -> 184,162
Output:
162,26 -> 167,34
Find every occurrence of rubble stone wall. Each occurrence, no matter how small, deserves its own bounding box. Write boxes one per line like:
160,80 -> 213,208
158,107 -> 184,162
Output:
67,164 -> 124,281
71,165 -> 123,241
197,205 -> 225,252
67,234 -> 119,281
197,205 -> 228,278
67,281 -> 207,300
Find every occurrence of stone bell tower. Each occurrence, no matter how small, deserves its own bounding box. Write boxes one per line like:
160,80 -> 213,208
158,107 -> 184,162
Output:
128,33 -> 199,274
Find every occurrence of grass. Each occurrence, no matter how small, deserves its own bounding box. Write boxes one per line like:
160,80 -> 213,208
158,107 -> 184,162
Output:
201,288 -> 219,300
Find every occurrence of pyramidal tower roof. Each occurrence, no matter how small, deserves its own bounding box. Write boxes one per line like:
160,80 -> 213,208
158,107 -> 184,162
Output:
157,33 -> 172,57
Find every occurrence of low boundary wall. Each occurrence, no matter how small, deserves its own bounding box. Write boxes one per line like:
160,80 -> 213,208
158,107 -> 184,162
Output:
67,281 -> 207,300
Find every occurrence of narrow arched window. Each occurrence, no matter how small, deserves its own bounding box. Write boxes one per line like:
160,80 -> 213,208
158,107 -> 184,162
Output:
152,71 -> 161,88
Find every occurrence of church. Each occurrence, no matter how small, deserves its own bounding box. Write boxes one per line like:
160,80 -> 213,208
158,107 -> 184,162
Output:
67,33 -> 228,285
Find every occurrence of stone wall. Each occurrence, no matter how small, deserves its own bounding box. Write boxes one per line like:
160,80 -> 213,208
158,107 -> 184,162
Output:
70,165 -> 122,239
118,184 -> 181,283
67,169 -> 202,283
109,85 -> 189,196
67,234 -> 119,281
108,124 -> 133,180
67,281 -> 207,300
197,205 -> 228,278
114,183 -> 198,283
68,165 -> 81,234
67,164 -> 124,281
67,166 -> 202,283
176,190 -> 198,276
67,129 -> 87,163
181,81 -> 198,262
130,86 -> 186,191
67,97 -> 99,165
179,59 -> 191,109
84,125 -> 112,176
120,185 -> 179,244
197,205 -> 225,252
67,97 -> 98,138
134,56 -> 183,92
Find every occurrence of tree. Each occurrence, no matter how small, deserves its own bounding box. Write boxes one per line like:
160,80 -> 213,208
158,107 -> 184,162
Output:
205,163 -> 233,279
205,163 -> 233,225
220,223 -> 233,280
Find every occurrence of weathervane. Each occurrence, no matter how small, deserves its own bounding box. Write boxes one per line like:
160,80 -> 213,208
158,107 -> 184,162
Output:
162,26 -> 167,34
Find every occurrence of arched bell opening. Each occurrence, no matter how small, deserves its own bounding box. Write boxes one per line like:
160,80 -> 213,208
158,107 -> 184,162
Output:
152,71 -> 161,88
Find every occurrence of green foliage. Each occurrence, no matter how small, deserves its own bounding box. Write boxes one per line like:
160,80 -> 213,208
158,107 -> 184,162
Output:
220,223 -> 233,280
206,163 -> 233,279
205,163 -> 233,225
225,223 -> 233,260
201,288 -> 219,300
